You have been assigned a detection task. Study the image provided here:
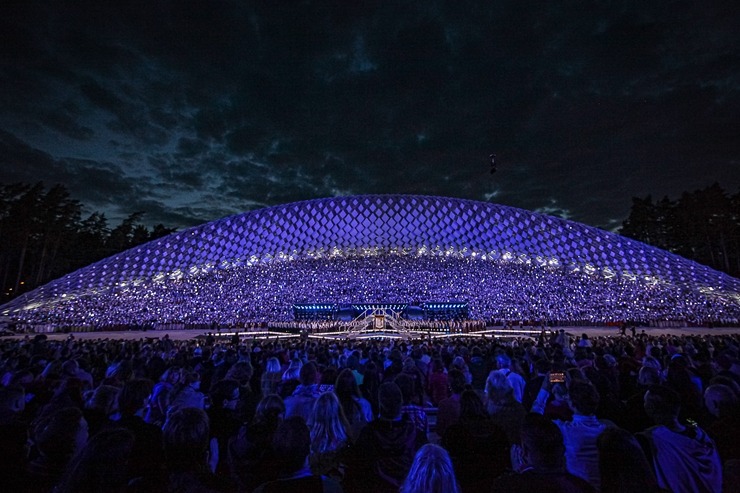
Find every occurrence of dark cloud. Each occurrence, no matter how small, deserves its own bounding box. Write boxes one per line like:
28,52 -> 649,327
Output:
1,1 -> 738,232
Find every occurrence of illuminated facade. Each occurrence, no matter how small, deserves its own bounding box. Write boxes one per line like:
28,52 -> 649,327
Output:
2,195 -> 739,326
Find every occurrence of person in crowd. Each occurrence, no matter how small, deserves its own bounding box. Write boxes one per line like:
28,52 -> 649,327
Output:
442,389 -> 509,491
26,407 -> 89,493
145,366 -> 179,427
254,416 -> 343,493
207,379 -> 242,477
399,443 -> 460,493
0,385 -> 31,490
491,413 -> 595,493
284,362 -> 321,423
395,373 -> 428,435
54,428 -> 135,493
162,406 -> 232,492
261,357 -> 284,397
493,353 -> 526,402
597,426 -> 664,493
334,368 -> 373,440
468,346 -> 489,392
169,368 -> 206,412
82,384 -> 119,437
638,385 -> 722,493
704,383 -> 740,464
224,360 -> 258,423
435,368 -> 465,436
227,393 -> 285,492
532,379 -> 614,490
622,366 -> 662,433
308,391 -> 351,479
345,381 -> 426,493
113,378 -> 163,485
359,361 -> 381,417
485,370 -> 526,444
426,358 -> 448,406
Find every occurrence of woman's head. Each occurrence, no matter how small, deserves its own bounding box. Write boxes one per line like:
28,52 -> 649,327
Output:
400,444 -> 460,493
309,392 -> 349,452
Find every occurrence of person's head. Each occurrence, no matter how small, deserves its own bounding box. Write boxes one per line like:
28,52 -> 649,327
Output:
496,353 -> 512,369
447,368 -> 466,395
459,389 -> 487,420
309,392 -> 349,453
162,407 -> 210,471
225,361 -> 253,387
598,427 -> 659,493
0,386 -> 25,413
704,384 -> 738,418
567,380 -> 600,415
519,413 -> 565,469
118,378 -> 154,417
273,416 -> 311,475
32,407 -> 89,464
394,373 -> 417,405
644,385 -> 681,425
254,393 -> 285,426
55,428 -> 135,493
485,371 -> 513,403
85,385 -> 120,415
265,356 -> 282,374
378,381 -> 404,419
400,443 -> 460,493
335,368 -> 361,398
638,366 -> 662,387
299,361 -> 318,386
209,379 -> 240,411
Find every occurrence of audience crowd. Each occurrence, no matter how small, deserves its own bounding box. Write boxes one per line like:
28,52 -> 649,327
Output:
11,254 -> 740,330
0,327 -> 738,492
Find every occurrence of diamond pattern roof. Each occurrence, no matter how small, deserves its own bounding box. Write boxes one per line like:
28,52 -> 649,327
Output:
2,194 -> 739,316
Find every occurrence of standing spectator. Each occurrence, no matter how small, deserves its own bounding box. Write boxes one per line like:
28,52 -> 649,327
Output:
493,353 -> 526,403
227,394 -> 285,492
254,416 -> 343,492
435,368 -> 465,437
485,371 -> 526,445
54,428 -> 135,493
162,407 -> 231,492
491,414 -> 594,493
443,390 -> 510,491
261,357 -> 283,397
26,407 -> 89,493
284,362 -> 321,424
396,373 -> 428,435
532,379 -> 614,490
639,385 -> 722,493
345,382 -> 426,493
308,392 -> 351,479
597,427 -> 663,493
334,368 -> 373,440
426,358 -> 448,406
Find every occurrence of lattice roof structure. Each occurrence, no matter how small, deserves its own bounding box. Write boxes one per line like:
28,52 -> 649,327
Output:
2,195 -> 739,325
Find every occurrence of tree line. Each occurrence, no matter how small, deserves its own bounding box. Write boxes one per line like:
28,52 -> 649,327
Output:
0,182 -> 175,303
619,183 -> 740,278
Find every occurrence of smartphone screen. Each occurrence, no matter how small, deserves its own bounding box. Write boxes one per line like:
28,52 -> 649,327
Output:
549,372 -> 565,383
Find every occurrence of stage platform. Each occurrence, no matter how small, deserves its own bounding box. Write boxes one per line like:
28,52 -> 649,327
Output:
3,325 -> 739,342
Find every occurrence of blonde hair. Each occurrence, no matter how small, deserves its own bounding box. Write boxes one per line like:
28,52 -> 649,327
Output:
400,444 -> 461,493
309,392 -> 350,453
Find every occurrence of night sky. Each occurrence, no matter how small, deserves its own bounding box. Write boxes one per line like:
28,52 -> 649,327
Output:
1,1 -> 738,232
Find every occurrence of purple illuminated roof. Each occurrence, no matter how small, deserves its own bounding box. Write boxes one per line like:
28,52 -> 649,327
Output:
2,195 -> 739,324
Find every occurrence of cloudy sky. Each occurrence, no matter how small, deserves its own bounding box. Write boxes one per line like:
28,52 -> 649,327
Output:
1,1 -> 738,232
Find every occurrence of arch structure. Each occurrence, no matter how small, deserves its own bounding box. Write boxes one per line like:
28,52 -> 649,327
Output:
2,195 -> 739,327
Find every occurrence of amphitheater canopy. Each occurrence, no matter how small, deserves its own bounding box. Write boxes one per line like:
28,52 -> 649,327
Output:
2,195 -> 739,325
